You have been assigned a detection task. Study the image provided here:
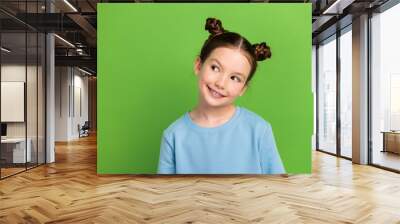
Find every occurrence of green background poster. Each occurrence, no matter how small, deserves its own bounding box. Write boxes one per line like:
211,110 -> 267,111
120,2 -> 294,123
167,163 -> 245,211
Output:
98,3 -> 312,174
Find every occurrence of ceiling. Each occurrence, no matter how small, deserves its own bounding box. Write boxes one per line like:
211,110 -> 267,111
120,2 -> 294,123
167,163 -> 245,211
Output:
0,0 -> 393,75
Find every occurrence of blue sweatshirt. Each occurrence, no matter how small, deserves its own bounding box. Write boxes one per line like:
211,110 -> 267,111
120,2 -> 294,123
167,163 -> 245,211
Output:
157,106 -> 285,174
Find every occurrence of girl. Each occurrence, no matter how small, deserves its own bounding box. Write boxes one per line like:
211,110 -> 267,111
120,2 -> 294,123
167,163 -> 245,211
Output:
157,18 -> 285,174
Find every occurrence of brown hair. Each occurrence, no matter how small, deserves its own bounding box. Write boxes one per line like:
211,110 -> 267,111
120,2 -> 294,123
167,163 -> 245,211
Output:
199,18 -> 271,84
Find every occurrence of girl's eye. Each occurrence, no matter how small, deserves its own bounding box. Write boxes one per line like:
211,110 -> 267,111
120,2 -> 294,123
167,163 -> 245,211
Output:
231,76 -> 242,82
211,65 -> 220,72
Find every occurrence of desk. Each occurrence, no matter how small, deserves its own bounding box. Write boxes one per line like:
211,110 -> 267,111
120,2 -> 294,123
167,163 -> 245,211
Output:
381,131 -> 400,154
1,138 -> 32,163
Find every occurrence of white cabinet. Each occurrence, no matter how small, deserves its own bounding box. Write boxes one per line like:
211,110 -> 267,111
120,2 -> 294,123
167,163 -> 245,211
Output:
1,138 -> 32,163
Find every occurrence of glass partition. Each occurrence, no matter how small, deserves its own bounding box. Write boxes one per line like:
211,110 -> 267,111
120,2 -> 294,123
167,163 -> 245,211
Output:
27,30 -> 38,169
339,27 -> 352,158
317,35 -> 337,155
1,30 -> 28,177
371,3 -> 400,171
0,1 -> 46,179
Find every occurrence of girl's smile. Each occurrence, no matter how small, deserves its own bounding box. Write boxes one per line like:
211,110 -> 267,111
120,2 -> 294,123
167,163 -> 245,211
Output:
194,47 -> 251,108
207,85 -> 226,98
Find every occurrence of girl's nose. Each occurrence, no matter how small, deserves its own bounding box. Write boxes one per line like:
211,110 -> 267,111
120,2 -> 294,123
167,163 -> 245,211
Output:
215,75 -> 227,90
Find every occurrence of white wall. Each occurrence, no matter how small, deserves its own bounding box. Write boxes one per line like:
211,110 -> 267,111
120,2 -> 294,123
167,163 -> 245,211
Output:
1,64 -> 26,81
55,67 -> 89,141
55,66 -> 69,141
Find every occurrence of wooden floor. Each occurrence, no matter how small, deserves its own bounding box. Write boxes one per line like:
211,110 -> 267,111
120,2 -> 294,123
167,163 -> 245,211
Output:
0,167 -> 26,178
1,134 -> 400,223
1,163 -> 45,178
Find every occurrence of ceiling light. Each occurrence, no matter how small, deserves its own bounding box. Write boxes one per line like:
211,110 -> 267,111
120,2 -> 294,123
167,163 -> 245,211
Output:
78,67 -> 93,76
1,47 -> 11,53
63,0 -> 78,12
54,34 -> 75,48
322,0 -> 354,15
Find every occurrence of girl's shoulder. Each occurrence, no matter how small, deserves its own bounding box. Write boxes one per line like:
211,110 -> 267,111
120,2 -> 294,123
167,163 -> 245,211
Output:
162,112 -> 189,137
240,107 -> 271,124
239,107 -> 273,131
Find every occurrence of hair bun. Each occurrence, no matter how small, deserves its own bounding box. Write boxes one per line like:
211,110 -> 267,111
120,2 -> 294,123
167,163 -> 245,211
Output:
205,18 -> 226,37
252,42 -> 271,61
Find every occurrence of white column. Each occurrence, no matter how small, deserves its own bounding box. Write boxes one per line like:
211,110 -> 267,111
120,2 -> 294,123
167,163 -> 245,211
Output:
352,14 -> 369,164
46,1 -> 55,163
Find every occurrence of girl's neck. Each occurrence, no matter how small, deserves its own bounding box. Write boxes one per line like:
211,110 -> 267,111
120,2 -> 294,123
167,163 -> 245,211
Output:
189,104 -> 237,127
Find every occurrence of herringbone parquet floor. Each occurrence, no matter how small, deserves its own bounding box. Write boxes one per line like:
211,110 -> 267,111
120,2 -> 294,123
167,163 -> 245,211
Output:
1,134 -> 400,223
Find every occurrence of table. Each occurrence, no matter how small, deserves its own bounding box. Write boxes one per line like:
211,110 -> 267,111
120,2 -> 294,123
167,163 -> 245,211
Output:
381,131 -> 400,154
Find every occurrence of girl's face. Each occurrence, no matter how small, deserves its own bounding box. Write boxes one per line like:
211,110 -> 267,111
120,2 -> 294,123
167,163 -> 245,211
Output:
194,47 -> 251,108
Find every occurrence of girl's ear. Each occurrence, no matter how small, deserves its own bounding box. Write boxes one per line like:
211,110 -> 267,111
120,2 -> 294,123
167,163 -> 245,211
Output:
193,57 -> 202,76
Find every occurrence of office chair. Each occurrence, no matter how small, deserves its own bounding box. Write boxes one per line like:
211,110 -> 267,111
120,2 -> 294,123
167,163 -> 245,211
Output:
79,121 -> 90,138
